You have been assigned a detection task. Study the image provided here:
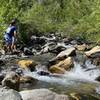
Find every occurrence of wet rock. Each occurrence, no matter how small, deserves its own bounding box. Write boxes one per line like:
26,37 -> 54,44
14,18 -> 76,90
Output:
92,57 -> 100,66
49,57 -> 74,74
20,89 -> 69,100
2,71 -> 20,91
0,59 -> 5,66
24,47 -> 33,55
75,44 -> 87,51
70,40 -> 78,45
1,55 -> 18,60
32,48 -> 37,54
95,76 -> 100,82
49,65 -> 66,74
59,57 -> 74,70
49,47 -> 76,66
0,74 -> 5,84
56,47 -> 76,60
20,76 -> 38,90
30,35 -> 46,45
0,87 -> 22,100
40,45 -> 49,54
85,46 -> 100,58
37,71 -> 50,76
62,37 -> 72,44
40,42 -> 56,54
20,76 -> 37,83
18,60 -> 37,71
0,49 -> 5,55
20,53 -> 29,58
10,65 -> 19,71
49,45 -> 66,54
70,92 -> 100,100
16,68 -> 24,75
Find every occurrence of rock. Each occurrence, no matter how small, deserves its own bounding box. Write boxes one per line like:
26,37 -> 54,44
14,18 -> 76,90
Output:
70,92 -> 100,100
70,40 -> 78,45
20,53 -> 29,58
32,48 -> 37,54
49,45 -> 66,54
58,57 -> 74,70
20,89 -> 69,100
63,37 -> 72,44
92,57 -> 100,66
85,46 -> 100,58
30,35 -> 46,45
56,47 -> 76,60
16,68 -> 24,75
2,71 -> 20,91
0,87 -> 22,100
95,76 -> 100,82
0,74 -> 5,84
18,60 -> 37,71
37,71 -> 50,76
0,59 -> 5,66
40,42 -> 56,54
49,66 -> 66,74
75,44 -> 87,51
40,46 -> 49,54
20,76 -> 38,90
20,76 -> 37,84
49,57 -> 74,74
0,49 -> 5,55
24,47 -> 33,55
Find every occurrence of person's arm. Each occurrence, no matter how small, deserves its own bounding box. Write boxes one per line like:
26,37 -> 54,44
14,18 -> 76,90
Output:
14,31 -> 17,38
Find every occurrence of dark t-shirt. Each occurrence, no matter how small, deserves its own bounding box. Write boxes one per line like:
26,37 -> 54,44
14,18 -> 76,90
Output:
6,26 -> 16,38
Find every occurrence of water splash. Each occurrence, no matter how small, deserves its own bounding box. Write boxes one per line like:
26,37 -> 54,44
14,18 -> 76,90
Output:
64,61 -> 100,81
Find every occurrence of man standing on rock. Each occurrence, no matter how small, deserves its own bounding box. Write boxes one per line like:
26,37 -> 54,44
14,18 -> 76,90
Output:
4,19 -> 17,53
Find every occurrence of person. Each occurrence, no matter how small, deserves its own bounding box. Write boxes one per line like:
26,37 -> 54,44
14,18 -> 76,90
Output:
4,19 -> 17,53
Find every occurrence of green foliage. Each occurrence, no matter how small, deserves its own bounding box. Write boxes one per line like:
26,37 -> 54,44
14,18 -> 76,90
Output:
0,0 -> 100,43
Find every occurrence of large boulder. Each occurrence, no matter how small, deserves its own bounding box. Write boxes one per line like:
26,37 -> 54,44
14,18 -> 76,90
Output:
49,47 -> 76,65
49,57 -> 74,74
18,60 -> 37,71
20,89 -> 69,100
85,46 -> 100,58
56,47 -> 76,60
2,71 -> 20,91
0,87 -> 22,100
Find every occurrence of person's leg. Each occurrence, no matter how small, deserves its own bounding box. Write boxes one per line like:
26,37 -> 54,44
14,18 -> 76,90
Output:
5,40 -> 11,53
11,37 -> 17,52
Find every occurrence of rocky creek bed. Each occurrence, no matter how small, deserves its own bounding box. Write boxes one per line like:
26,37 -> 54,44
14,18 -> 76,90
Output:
0,34 -> 100,100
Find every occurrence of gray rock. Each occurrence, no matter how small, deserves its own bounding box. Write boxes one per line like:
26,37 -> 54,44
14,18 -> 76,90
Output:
24,47 -> 33,55
0,87 -> 22,100
2,71 -> 20,91
20,89 -> 69,100
56,47 -> 76,59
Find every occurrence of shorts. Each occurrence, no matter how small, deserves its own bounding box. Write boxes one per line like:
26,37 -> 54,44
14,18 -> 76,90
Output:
4,34 -> 16,45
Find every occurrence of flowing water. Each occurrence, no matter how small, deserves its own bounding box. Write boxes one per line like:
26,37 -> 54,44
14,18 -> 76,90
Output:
1,45 -> 100,99
19,52 -> 100,99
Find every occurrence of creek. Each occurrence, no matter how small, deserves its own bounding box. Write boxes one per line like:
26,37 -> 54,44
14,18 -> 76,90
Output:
0,35 -> 100,99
